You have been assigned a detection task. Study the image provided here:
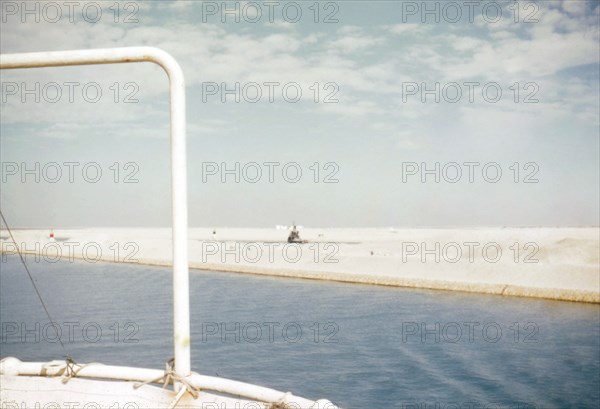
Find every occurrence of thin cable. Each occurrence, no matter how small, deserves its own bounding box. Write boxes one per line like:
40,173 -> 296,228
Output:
0,209 -> 69,358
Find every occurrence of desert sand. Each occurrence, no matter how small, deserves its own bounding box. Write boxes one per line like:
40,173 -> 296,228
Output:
1,227 -> 598,303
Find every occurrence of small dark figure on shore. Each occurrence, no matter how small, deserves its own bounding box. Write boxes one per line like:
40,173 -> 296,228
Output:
288,225 -> 301,243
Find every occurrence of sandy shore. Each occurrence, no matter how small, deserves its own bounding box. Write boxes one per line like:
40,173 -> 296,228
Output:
1,227 -> 598,303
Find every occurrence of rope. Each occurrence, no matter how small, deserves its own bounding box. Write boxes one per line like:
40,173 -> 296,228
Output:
0,210 -> 70,360
40,357 -> 97,384
1,213 -> 199,408
133,358 -> 200,402
60,357 -> 88,384
168,387 -> 188,409
269,392 -> 293,409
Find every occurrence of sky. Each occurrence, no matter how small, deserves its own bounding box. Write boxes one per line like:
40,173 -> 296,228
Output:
0,0 -> 598,228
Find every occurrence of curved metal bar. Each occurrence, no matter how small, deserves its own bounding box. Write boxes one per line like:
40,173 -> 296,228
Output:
0,47 -> 191,378
0,358 -> 340,408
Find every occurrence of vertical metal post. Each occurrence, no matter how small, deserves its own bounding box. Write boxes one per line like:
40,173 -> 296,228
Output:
0,47 -> 191,379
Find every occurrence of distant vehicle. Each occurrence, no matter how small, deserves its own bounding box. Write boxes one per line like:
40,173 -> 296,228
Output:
287,224 -> 303,243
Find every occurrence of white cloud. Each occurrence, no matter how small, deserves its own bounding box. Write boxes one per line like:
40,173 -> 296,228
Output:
154,1 -> 196,12
386,24 -> 432,35
448,35 -> 485,52
562,0 -> 589,16
419,6 -> 599,81
396,130 -> 421,150
319,99 -> 383,116
1,1 -> 597,140
326,34 -> 384,54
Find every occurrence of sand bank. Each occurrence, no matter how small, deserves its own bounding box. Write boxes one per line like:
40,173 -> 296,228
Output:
1,227 -> 598,303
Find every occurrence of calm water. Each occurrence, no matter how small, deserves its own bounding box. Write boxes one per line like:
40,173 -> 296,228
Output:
1,255 -> 599,408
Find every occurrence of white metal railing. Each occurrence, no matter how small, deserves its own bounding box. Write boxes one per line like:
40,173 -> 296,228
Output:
0,47 -> 191,379
0,358 -> 337,408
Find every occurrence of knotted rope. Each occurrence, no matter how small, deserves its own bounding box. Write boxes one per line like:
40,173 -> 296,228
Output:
133,358 -> 200,407
40,357 -> 98,384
